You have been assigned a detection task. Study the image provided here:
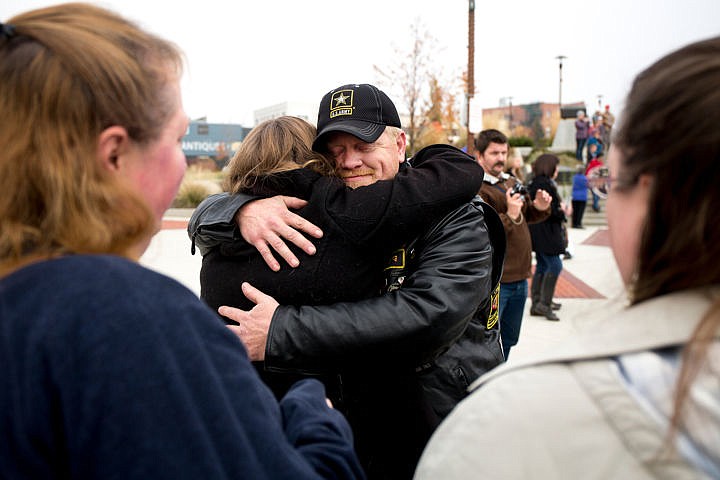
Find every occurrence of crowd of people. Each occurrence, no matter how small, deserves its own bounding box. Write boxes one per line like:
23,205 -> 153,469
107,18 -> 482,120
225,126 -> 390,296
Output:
2,2 -> 719,479
575,105 -> 615,163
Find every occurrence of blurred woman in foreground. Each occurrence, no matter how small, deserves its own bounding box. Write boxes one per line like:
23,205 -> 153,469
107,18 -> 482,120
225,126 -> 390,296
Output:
0,4 -> 362,478
415,35 -> 720,479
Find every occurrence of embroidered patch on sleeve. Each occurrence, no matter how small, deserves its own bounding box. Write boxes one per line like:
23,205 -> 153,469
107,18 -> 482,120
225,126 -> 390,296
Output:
487,283 -> 499,329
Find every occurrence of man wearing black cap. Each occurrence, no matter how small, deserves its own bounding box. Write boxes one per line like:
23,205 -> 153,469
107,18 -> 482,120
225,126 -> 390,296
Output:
189,84 -> 505,479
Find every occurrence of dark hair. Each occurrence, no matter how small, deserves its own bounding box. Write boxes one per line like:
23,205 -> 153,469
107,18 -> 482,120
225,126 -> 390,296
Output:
474,129 -> 508,154
531,153 -> 559,178
614,36 -> 720,303
613,35 -> 720,446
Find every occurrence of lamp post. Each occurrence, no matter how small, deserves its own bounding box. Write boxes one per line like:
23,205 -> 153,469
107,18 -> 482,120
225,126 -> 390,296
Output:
555,55 -> 566,117
466,0 -> 475,152
597,94 -> 603,111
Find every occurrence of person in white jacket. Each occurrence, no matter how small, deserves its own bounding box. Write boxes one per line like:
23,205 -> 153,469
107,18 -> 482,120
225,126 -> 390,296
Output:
415,34 -> 720,480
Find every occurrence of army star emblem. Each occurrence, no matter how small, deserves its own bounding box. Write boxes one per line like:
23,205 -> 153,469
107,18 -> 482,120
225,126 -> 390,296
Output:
334,93 -> 349,106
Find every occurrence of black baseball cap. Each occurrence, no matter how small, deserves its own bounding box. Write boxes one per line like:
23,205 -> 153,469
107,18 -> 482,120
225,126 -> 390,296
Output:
313,84 -> 401,151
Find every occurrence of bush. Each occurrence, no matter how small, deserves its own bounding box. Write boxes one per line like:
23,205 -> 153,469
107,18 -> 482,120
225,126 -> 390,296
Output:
173,181 -> 212,208
171,165 -> 225,208
508,136 -> 534,147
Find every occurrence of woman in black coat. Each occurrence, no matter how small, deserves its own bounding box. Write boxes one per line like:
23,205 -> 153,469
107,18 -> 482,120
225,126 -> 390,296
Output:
527,154 -> 567,321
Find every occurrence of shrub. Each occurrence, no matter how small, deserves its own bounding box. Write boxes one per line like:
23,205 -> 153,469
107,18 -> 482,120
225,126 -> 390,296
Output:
508,136 -> 534,147
171,165 -> 226,208
173,181 -> 211,208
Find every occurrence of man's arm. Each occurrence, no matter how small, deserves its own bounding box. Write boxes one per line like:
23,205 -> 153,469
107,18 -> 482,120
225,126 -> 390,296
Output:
188,193 -> 322,269
260,199 -> 493,373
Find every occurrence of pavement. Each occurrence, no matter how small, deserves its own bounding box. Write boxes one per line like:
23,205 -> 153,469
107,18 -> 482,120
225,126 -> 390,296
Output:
140,208 -> 626,363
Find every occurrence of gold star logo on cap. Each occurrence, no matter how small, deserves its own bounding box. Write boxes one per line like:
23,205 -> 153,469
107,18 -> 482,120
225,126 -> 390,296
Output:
334,93 -> 349,106
329,90 -> 354,119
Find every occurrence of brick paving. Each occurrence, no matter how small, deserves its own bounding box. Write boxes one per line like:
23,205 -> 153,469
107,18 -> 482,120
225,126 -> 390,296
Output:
526,227 -> 611,300
528,266 -> 605,299
581,228 -> 610,247
161,219 -> 189,230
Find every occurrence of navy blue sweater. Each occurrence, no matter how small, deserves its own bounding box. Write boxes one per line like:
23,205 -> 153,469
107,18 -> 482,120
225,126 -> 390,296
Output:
0,255 -> 364,479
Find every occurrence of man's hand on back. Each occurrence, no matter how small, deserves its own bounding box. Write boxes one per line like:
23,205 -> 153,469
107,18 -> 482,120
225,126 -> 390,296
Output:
220,282 -> 278,361
237,196 -> 323,271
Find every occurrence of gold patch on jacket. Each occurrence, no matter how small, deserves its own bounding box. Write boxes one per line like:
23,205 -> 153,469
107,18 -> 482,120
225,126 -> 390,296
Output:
385,248 -> 405,270
383,248 -> 406,293
487,283 -> 499,329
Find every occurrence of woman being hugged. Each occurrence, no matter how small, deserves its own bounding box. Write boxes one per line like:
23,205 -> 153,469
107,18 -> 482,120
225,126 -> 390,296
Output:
415,35 -> 720,479
0,4 -> 363,479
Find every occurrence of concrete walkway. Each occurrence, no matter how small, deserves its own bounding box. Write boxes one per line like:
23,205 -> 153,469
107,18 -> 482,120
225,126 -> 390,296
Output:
140,211 -> 626,362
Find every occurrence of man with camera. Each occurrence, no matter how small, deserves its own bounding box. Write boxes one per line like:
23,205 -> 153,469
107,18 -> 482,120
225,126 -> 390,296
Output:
474,129 -> 551,359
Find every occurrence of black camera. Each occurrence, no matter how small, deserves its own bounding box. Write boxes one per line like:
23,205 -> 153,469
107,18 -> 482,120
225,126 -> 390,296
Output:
510,183 -> 528,196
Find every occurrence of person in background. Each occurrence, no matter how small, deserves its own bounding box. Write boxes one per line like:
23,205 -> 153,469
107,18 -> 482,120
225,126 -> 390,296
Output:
586,153 -> 606,212
527,154 -> 567,322
587,127 -> 604,161
571,165 -> 589,229
474,129 -> 551,359
602,104 -> 615,147
505,148 -> 526,183
414,34 -> 720,480
0,4 -> 363,479
574,110 -> 590,162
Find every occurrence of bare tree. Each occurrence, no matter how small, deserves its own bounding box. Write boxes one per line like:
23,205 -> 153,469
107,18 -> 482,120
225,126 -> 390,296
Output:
374,19 -> 436,156
375,20 -> 465,155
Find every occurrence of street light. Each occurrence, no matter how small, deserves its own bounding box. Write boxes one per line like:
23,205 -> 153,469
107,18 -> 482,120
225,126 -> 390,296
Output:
555,55 -> 566,115
596,94 -> 603,111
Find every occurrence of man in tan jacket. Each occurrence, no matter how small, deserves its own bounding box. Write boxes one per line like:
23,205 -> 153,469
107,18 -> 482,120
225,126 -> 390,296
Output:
474,129 -> 551,358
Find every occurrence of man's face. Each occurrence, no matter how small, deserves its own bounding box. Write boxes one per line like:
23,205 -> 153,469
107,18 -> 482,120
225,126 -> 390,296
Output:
324,129 -> 406,188
476,141 -> 508,177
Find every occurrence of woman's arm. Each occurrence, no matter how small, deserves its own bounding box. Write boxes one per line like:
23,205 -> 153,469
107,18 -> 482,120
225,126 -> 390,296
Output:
189,145 -> 483,266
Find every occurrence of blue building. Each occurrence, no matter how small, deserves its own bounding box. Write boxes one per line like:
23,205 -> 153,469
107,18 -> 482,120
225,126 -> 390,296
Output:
182,121 -> 250,168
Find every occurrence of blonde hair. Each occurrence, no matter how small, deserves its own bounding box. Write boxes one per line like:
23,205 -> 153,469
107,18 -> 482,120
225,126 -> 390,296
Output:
225,116 -> 335,193
0,3 -> 183,275
382,126 -> 403,143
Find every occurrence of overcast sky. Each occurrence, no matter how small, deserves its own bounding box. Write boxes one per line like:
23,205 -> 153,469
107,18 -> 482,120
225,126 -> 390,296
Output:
3,0 -> 719,128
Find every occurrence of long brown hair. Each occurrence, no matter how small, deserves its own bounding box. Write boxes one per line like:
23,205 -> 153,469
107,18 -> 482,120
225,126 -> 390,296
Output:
0,3 -> 183,275
612,35 -> 720,440
531,153 -> 559,178
224,116 -> 334,193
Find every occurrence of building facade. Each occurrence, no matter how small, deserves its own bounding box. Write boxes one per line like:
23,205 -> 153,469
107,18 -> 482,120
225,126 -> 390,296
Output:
482,101 -> 585,143
182,121 -> 250,169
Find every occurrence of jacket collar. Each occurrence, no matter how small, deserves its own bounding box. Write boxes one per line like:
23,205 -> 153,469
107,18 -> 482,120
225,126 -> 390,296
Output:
483,172 -> 509,185
472,286 -> 720,390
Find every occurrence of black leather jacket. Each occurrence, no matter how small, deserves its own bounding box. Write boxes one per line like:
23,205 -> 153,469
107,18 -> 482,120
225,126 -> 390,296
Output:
187,147 -> 506,478
189,192 -> 505,409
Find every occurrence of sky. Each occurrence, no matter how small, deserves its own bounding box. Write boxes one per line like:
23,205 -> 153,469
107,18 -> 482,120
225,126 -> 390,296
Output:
3,0 -> 720,129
